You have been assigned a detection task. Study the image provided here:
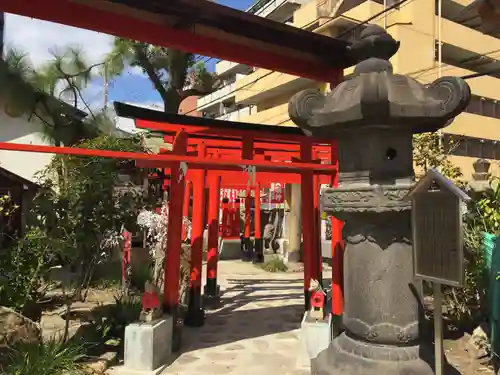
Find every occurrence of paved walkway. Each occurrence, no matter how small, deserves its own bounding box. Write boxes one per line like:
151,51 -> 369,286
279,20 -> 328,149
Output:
109,260 -> 492,375
162,261 -> 322,375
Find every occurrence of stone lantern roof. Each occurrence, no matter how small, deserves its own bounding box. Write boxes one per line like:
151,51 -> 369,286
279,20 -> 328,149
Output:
289,25 -> 471,137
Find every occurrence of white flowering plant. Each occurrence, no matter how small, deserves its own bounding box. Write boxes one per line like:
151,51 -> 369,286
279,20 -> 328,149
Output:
137,201 -> 192,256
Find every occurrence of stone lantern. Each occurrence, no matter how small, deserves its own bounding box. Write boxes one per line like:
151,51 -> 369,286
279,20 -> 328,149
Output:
289,25 -> 471,375
469,158 -> 492,193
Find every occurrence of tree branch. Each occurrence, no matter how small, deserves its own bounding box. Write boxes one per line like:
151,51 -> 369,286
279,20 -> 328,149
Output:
133,45 -> 168,102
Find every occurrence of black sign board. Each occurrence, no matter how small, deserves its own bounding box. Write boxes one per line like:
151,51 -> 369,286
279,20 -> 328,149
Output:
406,169 -> 470,287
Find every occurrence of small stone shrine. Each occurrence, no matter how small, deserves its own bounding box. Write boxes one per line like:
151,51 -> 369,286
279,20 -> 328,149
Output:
469,158 -> 492,193
289,25 -> 471,375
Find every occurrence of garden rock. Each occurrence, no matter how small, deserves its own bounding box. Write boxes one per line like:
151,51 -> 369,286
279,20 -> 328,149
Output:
466,323 -> 490,360
0,306 -> 41,363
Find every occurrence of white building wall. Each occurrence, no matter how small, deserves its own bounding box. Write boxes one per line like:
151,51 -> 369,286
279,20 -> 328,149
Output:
0,110 -> 54,183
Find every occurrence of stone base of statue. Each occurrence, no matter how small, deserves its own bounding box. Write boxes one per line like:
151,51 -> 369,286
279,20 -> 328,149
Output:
296,312 -> 332,369
120,317 -> 173,375
311,333 -> 433,375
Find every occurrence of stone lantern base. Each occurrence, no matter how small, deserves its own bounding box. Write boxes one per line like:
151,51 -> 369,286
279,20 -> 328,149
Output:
311,333 -> 433,375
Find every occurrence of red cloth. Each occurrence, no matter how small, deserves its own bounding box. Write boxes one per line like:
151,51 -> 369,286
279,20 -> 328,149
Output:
142,292 -> 160,310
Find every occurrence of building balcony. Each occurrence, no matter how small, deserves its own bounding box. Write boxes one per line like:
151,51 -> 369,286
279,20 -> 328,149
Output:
215,61 -> 253,79
252,0 -> 304,21
197,83 -> 235,111
239,102 -> 294,126
216,106 -> 255,122
234,69 -> 313,105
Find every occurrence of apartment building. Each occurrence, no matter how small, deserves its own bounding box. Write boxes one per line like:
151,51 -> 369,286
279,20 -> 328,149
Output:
197,0 -> 500,180
197,0 -> 311,121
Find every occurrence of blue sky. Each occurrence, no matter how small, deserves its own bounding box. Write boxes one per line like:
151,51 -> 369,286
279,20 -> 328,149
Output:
106,0 -> 257,108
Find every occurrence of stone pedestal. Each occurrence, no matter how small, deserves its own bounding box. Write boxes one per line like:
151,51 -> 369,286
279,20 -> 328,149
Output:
311,206 -> 433,375
297,313 -> 332,370
121,317 -> 173,375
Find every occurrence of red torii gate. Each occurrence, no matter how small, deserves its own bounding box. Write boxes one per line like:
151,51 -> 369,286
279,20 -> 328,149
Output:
120,104 -> 344,324
0,0 -> 348,324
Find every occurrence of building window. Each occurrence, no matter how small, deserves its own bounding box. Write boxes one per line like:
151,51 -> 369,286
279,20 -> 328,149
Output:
444,133 -> 500,160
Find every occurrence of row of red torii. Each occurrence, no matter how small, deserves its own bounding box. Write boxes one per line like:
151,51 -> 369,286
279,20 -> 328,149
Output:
0,108 -> 344,325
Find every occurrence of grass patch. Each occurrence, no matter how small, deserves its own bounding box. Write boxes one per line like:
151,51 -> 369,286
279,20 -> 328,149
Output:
259,256 -> 288,273
2,339 -> 86,375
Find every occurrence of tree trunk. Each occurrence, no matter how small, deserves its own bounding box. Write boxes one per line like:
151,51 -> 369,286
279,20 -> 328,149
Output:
164,89 -> 182,114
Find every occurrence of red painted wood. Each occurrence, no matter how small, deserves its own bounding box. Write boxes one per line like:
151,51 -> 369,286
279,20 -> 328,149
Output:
330,142 -> 344,316
168,137 -> 333,153
138,120 -> 328,144
164,132 -> 188,312
242,137 -> 253,239
207,174 -> 221,280
0,0 -> 342,82
313,154 -> 322,282
189,169 -> 206,290
254,183 -> 261,240
301,140 -> 315,295
0,142 -> 337,174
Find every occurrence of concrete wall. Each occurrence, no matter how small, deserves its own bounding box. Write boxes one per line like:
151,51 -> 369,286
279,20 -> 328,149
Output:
0,110 -> 54,183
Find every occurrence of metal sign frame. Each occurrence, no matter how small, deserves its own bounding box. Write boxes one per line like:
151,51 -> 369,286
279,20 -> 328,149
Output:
411,191 -> 465,287
406,169 -> 470,288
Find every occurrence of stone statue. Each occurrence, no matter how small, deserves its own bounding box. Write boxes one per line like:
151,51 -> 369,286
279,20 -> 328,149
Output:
289,24 -> 471,375
263,215 -> 276,252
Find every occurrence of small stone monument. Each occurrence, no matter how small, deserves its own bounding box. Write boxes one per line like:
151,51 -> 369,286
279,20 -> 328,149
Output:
121,282 -> 173,375
140,281 -> 162,322
297,279 -> 332,369
289,24 -> 471,375
469,158 -> 492,192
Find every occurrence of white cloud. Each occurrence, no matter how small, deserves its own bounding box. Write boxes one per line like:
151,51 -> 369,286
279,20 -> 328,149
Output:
4,14 -> 113,67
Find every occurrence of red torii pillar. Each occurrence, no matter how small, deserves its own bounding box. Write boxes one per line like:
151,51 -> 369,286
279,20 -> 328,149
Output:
300,139 -> 318,310
242,136 -> 254,262
330,142 -> 344,333
164,132 -> 188,313
205,174 -> 221,302
253,182 -> 264,263
185,143 -> 207,326
313,153 -> 323,285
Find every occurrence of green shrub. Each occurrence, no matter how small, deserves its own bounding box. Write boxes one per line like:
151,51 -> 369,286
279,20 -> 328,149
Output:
0,228 -> 60,316
259,256 -> 288,273
91,294 -> 142,349
2,339 -> 86,375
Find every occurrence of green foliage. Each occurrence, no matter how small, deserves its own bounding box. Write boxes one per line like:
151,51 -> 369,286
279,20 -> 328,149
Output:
444,225 -> 489,323
413,132 -> 463,182
29,134 -> 150,300
104,38 -> 218,112
0,194 -> 19,246
0,228 -> 62,314
91,294 -> 142,348
2,338 -> 86,375
2,47 -> 107,147
259,256 -> 288,273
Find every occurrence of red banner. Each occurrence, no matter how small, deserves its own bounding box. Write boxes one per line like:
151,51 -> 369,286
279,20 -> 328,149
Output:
268,182 -> 284,204
220,188 -> 246,203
